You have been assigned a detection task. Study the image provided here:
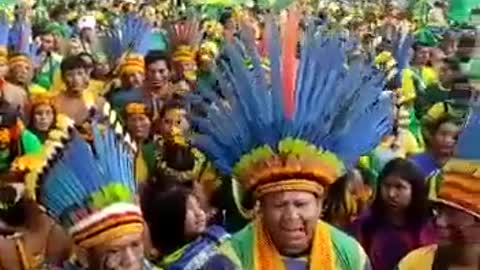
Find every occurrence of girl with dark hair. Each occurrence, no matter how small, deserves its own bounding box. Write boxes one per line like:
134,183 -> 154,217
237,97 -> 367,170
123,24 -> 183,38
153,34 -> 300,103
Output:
141,175 -> 229,270
350,158 -> 437,270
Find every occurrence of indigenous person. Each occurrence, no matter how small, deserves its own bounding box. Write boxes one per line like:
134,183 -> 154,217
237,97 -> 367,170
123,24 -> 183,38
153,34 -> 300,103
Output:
124,102 -> 157,182
104,15 -> 151,113
409,116 -> 462,178
350,158 -> 437,270
26,93 -> 56,142
141,174 -> 229,269
0,101 -> 42,173
143,50 -> 173,119
191,11 -> 393,270
30,104 -> 157,269
397,108 -> 480,269
54,55 -> 105,125
0,14 -> 27,114
0,155 -> 71,270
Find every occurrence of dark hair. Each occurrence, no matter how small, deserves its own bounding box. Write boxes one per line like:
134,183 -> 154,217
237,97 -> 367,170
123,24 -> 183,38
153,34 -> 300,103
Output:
424,115 -> 461,147
219,9 -> 233,25
371,158 -> 431,223
144,50 -> 171,70
162,140 -> 196,172
77,52 -> 95,64
141,175 -> 193,255
159,99 -> 187,118
323,171 -> 357,225
60,55 -> 88,78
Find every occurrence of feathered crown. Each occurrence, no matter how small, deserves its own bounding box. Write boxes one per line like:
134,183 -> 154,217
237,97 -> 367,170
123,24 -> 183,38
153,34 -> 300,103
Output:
7,17 -> 40,67
189,10 -> 393,215
105,14 -> 152,76
166,17 -> 203,64
30,103 -> 142,249
430,108 -> 480,218
0,11 -> 8,63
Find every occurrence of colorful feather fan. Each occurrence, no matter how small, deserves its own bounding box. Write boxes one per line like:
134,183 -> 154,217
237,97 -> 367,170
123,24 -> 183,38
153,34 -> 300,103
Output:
30,103 -> 142,248
0,11 -> 8,49
7,17 -> 41,65
104,14 -> 152,65
392,29 -> 414,87
189,13 -> 393,210
455,108 -> 480,160
166,17 -> 203,61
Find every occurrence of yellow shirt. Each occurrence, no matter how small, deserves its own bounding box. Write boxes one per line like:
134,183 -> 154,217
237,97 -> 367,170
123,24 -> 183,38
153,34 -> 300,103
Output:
399,67 -> 439,104
397,245 -> 437,270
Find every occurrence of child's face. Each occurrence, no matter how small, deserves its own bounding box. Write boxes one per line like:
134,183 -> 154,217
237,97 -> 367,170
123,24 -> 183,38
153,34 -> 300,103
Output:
158,108 -> 189,137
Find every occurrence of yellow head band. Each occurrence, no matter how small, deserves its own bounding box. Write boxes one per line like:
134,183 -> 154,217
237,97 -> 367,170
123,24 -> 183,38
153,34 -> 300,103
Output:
119,54 -> 145,76
172,45 -> 197,63
125,103 -> 148,116
8,55 -> 32,67
0,47 -> 7,64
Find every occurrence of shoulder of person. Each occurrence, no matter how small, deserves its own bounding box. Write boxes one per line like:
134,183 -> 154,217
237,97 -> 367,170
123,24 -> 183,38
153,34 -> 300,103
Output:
3,82 -> 27,97
396,244 -> 437,270
326,221 -> 370,270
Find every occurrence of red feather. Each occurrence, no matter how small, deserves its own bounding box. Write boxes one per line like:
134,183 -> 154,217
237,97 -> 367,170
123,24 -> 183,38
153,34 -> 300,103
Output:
281,8 -> 300,119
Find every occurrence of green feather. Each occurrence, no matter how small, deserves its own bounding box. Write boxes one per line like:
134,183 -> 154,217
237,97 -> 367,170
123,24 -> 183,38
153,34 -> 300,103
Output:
233,146 -> 274,177
89,183 -> 133,209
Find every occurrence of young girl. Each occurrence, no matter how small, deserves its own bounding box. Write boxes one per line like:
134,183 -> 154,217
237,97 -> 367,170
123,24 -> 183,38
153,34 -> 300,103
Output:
350,158 -> 437,270
141,175 -> 229,270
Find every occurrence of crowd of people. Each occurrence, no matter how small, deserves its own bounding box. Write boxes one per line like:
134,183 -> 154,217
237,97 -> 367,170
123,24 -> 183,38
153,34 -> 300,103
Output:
0,0 -> 479,269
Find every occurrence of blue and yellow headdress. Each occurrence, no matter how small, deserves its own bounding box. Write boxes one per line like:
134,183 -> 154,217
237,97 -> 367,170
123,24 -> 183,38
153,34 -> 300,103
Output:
190,11 -> 393,215
105,14 -> 152,76
7,18 -> 40,68
29,103 -> 142,249
0,11 -> 8,64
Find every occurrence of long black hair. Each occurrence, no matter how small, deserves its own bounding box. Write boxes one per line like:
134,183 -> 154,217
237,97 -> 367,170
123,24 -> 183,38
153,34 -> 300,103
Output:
371,158 -> 432,224
141,174 -> 193,255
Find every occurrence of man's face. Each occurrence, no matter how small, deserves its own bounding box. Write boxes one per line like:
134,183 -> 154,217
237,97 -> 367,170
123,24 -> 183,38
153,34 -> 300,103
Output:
9,62 -> 33,85
89,231 -> 144,270
41,34 -> 55,53
260,191 -> 322,256
146,60 -> 169,92
435,204 -> 480,246
63,68 -> 90,94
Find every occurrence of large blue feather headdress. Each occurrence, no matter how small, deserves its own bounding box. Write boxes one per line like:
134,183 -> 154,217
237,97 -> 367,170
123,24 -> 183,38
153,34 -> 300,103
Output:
0,11 -> 9,62
31,103 -> 143,249
189,10 -> 393,209
104,14 -> 152,73
7,17 -> 40,66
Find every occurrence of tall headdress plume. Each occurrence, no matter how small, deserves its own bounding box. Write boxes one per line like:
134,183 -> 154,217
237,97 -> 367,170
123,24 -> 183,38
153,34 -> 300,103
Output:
104,14 -> 152,76
7,17 -> 40,67
0,11 -> 8,64
29,103 -> 142,249
166,17 -> 203,65
189,10 -> 394,216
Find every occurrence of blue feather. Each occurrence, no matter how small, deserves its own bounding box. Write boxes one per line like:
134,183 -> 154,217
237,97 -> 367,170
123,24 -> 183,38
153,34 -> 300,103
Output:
38,116 -> 136,228
456,108 -> 480,159
0,11 -> 8,47
189,19 -> 393,178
